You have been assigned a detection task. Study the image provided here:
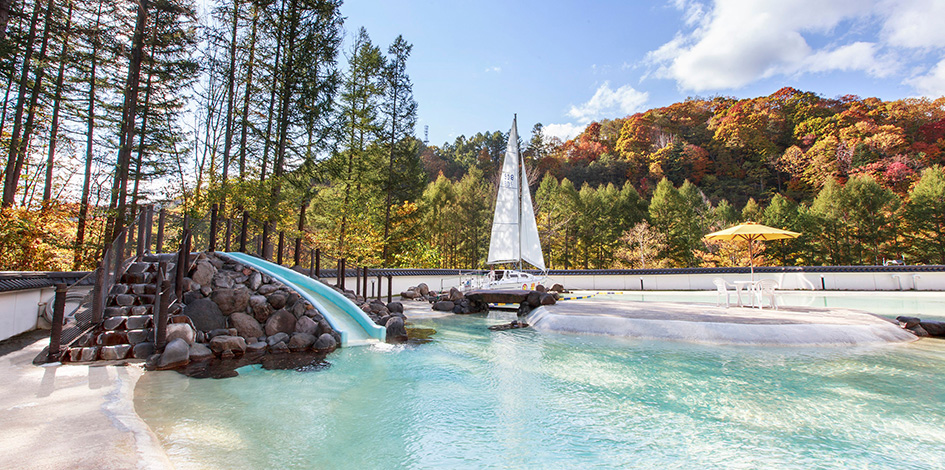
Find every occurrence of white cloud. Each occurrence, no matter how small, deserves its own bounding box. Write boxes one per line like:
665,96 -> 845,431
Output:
906,58 -> 945,97
484,66 -> 501,73
880,0 -> 945,49
567,82 -> 649,123
543,123 -> 585,141
647,0 -> 882,91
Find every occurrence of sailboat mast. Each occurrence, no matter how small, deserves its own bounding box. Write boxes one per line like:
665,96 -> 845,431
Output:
515,114 -> 523,272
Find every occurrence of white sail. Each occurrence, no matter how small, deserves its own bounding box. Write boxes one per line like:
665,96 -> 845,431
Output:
520,154 -> 545,271
487,117 -> 521,264
487,115 -> 546,272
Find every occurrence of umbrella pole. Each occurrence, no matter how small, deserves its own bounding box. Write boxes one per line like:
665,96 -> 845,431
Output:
748,238 -> 754,282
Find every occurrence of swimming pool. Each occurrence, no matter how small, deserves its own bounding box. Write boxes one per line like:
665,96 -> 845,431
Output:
135,292 -> 945,469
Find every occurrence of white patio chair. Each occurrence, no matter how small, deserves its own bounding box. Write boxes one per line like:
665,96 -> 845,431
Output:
754,279 -> 780,310
713,278 -> 737,307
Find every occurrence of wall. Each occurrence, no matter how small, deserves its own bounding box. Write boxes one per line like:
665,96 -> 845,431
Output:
0,287 -> 53,342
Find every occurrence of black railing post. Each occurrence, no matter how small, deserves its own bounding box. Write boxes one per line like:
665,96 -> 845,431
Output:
387,275 -> 393,304
113,229 -> 125,281
157,278 -> 170,352
315,249 -> 321,278
277,231 -> 285,265
136,209 -> 146,258
153,262 -> 165,350
262,223 -> 270,260
224,219 -> 232,252
156,208 -> 166,253
91,260 -> 106,324
239,211 -> 249,252
46,283 -> 67,362
209,204 -> 218,252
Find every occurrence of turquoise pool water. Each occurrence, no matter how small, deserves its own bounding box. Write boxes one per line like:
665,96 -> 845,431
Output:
135,293 -> 945,469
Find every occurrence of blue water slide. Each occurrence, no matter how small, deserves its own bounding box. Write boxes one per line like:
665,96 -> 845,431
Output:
222,252 -> 386,346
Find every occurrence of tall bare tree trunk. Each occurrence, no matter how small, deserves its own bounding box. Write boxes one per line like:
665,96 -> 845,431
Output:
237,0 -> 259,181
2,0 -> 43,207
43,3 -> 74,206
74,0 -> 104,269
219,0 -> 240,212
108,0 -> 149,241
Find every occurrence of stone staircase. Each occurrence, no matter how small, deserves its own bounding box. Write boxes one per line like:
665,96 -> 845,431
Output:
62,254 -> 183,362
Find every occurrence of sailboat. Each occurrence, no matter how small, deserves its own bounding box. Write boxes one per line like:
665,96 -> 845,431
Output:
479,115 -> 548,290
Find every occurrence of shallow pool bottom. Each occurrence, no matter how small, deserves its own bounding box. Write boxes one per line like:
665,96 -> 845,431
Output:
136,312 -> 945,470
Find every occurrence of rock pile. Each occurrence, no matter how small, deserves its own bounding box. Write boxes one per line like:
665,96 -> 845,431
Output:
149,252 -> 407,371
897,316 -> 945,337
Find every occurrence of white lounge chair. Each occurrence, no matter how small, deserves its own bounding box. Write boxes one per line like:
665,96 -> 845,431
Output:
754,279 -> 780,310
713,278 -> 737,307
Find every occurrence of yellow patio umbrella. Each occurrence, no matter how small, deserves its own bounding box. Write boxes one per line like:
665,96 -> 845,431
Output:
703,222 -> 801,280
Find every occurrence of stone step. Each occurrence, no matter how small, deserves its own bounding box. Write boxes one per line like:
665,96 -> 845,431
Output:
130,283 -> 157,295
122,271 -> 152,284
141,253 -> 178,263
126,262 -> 153,274
126,315 -> 153,330
99,344 -> 132,361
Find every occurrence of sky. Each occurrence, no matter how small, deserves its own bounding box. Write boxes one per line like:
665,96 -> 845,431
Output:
339,0 -> 945,146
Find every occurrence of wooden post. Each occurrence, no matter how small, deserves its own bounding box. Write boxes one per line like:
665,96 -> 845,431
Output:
239,211 -> 249,252
46,283 -> 67,362
377,274 -> 382,301
315,248 -> 321,278
337,258 -> 344,289
262,223 -> 270,260
144,205 -> 153,254
136,210 -> 145,257
277,231 -> 285,265
387,275 -> 393,304
355,265 -> 360,297
152,262 -> 165,350
157,279 -> 171,351
310,249 -> 315,278
294,237 -> 302,266
113,229 -> 125,282
156,208 -> 166,253
91,260 -> 106,324
362,266 -> 368,297
175,231 -> 188,301
209,203 -> 218,252
295,203 -> 306,266
224,219 -> 232,252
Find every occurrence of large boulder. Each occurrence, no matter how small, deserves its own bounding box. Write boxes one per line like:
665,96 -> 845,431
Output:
417,283 -> 430,296
432,300 -> 454,312
550,283 -> 565,293
401,290 -> 418,300
183,298 -> 226,331
190,260 -> 217,286
210,286 -> 251,315
526,291 -> 542,308
295,316 -> 319,336
288,332 -> 316,351
267,332 -> 290,347
540,293 -> 557,305
247,271 -> 262,290
249,295 -> 272,323
188,343 -> 214,361
166,322 -> 196,345
448,287 -> 464,302
387,301 -> 404,314
157,338 -> 190,370
229,312 -> 264,340
313,333 -> 337,351
920,320 -> 945,337
265,309 -> 296,336
268,291 -> 288,310
209,335 -> 247,356
386,316 -> 407,343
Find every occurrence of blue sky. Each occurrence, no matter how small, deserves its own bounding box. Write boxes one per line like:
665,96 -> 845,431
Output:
344,0 -> 945,145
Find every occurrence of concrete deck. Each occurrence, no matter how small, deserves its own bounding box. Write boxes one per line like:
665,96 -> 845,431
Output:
528,299 -> 918,346
0,330 -> 172,470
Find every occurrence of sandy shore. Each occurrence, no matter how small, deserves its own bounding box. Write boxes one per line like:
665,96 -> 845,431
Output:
0,330 -> 172,470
